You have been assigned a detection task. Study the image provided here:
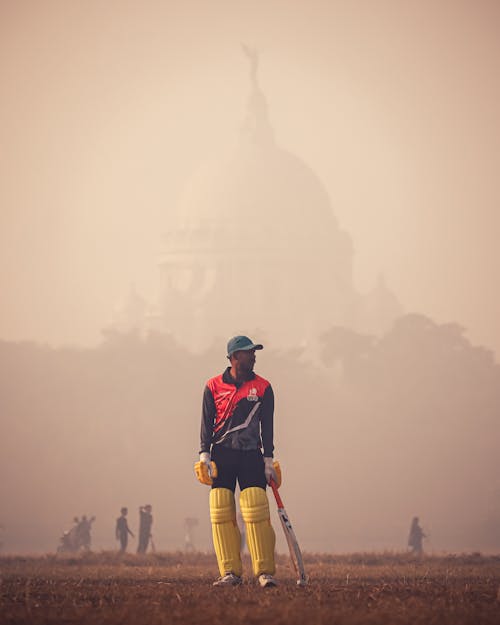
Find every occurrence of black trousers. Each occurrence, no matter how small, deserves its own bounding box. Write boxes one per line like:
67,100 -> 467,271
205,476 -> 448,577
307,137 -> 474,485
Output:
137,534 -> 149,553
211,446 -> 267,492
119,534 -> 128,552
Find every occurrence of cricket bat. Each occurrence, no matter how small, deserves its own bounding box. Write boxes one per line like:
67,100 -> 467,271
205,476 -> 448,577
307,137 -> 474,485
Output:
270,479 -> 308,586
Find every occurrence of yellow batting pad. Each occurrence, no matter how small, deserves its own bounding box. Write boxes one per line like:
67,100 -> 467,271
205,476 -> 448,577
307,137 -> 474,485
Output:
210,488 -> 242,577
240,487 -> 276,576
194,460 -> 218,485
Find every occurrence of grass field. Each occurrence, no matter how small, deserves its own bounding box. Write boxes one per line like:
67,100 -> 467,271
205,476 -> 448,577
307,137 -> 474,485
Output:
1,552 -> 499,624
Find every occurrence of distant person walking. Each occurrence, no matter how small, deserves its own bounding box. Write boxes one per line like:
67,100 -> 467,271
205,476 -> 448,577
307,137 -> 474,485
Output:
137,505 -> 153,554
408,516 -> 426,555
116,507 -> 134,553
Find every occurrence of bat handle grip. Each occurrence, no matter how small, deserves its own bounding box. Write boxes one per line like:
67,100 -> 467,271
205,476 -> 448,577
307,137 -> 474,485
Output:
269,478 -> 284,508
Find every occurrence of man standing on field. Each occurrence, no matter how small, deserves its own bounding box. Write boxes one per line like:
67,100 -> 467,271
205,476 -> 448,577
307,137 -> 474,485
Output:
195,335 -> 279,588
116,507 -> 134,553
408,516 -> 426,555
137,505 -> 153,554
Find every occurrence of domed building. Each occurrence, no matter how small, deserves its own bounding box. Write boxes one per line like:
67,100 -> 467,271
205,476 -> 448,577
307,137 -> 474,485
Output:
144,52 -> 402,353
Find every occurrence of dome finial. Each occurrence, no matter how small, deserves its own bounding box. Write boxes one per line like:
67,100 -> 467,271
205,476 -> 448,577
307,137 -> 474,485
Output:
241,43 -> 259,88
240,44 -> 274,146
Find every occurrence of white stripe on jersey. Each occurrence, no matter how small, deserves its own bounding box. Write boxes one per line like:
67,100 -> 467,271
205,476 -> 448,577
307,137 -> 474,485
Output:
214,401 -> 261,445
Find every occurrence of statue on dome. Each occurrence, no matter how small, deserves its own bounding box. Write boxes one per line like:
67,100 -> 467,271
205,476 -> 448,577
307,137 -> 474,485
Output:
240,44 -> 274,146
241,44 -> 259,85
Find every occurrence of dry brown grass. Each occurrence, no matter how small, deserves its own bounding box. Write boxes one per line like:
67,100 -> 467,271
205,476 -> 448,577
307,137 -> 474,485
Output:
1,552 -> 499,624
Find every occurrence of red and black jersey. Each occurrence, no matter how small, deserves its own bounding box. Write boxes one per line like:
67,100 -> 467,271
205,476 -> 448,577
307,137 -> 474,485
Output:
200,368 -> 274,456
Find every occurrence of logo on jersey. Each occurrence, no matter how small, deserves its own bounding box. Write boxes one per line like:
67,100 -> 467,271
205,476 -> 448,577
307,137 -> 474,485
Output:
247,387 -> 258,402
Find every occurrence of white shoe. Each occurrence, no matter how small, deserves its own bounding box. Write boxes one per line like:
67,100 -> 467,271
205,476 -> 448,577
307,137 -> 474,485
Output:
258,574 -> 278,588
213,573 -> 242,587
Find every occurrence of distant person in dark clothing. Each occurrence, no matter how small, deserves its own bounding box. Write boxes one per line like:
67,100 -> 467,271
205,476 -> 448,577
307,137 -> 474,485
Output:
408,516 -> 426,555
116,507 -> 134,552
57,516 -> 82,553
69,517 -> 80,551
137,505 -> 153,554
77,515 -> 95,551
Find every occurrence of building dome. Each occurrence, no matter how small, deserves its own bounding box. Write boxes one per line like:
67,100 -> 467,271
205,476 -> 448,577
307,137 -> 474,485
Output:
168,142 -> 352,276
175,144 -> 344,251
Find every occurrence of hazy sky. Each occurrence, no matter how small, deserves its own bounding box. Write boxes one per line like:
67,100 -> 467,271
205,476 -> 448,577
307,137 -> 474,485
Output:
1,0 -> 499,354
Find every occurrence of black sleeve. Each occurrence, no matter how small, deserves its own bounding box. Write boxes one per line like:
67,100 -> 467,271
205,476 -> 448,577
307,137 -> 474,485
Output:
260,385 -> 274,457
200,385 -> 216,454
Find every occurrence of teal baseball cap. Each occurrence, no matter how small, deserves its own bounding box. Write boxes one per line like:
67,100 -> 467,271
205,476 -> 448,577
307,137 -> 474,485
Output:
227,335 -> 264,357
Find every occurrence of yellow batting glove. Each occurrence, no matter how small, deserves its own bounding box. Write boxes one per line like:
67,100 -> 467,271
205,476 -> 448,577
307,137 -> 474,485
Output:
264,457 -> 282,488
194,452 -> 218,486
273,460 -> 282,488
